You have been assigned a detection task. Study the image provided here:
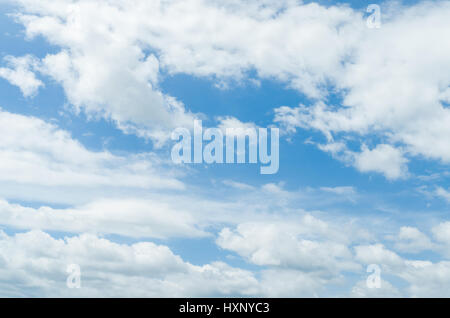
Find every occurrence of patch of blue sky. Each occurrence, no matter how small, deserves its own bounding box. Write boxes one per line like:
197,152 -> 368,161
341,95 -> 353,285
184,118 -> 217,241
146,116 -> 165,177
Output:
0,4 -> 59,59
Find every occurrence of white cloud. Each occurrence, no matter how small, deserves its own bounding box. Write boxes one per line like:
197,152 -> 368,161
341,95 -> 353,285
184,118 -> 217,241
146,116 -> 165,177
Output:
432,221 -> 450,246
393,227 -> 434,254
269,2 -> 450,178
354,244 -> 404,269
12,2 -> 199,145
400,260 -> 450,297
0,199 -> 206,239
352,244 -> 450,297
217,218 -> 450,297
222,180 -> 256,191
320,186 -> 356,196
388,222 -> 450,258
0,230 -> 259,297
215,116 -> 259,158
0,55 -> 43,97
435,187 -> 450,203
351,279 -> 402,298
215,214 -> 378,296
353,144 -> 409,180
216,116 -> 258,134
257,269 -> 330,297
3,0 -> 448,173
1,201 -> 450,296
350,252 -> 450,298
0,109 -> 184,204
217,217 -> 361,273
294,138 -> 409,180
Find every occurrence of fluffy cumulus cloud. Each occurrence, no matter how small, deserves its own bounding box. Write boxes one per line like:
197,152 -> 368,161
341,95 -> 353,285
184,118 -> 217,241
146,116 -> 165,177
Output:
353,144 -> 409,180
0,230 -> 259,297
270,1 -> 450,179
0,55 -> 43,97
393,227 -> 434,254
2,227 -> 345,297
217,216 -> 360,271
216,218 -> 361,296
216,218 -> 450,297
399,261 -> 450,297
435,187 -> 450,203
217,215 -> 367,297
351,279 -> 402,298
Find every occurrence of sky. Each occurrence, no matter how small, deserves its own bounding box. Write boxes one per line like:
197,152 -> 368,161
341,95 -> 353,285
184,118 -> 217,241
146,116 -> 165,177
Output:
0,0 -> 449,297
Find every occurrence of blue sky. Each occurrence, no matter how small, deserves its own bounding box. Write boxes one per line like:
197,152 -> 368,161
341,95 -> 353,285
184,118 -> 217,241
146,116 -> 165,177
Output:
0,0 -> 449,297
